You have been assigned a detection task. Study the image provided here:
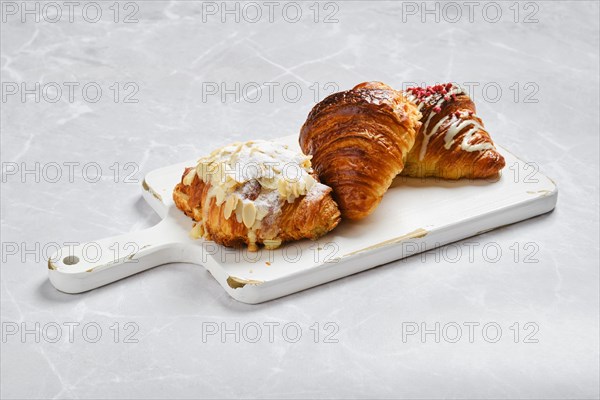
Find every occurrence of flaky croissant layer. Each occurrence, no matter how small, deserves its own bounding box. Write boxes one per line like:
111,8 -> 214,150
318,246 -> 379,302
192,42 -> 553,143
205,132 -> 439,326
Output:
173,141 -> 341,251
300,81 -> 422,220
402,83 -> 505,179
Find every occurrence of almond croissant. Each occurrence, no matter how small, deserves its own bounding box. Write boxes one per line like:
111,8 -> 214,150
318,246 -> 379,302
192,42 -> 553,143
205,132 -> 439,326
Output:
299,81 -> 421,220
402,83 -> 505,179
173,140 -> 341,252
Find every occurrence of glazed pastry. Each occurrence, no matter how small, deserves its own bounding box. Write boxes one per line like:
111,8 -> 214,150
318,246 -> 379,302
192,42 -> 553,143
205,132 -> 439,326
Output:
299,81 -> 421,220
173,140 -> 341,251
402,83 -> 505,179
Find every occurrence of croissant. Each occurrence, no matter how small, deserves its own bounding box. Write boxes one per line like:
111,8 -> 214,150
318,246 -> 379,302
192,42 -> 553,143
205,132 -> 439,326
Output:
299,81 -> 421,220
173,140 -> 341,252
401,83 -> 505,179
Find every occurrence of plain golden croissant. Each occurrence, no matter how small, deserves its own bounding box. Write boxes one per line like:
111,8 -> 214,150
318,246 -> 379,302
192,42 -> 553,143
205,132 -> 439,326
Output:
299,81 -> 422,220
402,83 -> 505,179
173,140 -> 341,251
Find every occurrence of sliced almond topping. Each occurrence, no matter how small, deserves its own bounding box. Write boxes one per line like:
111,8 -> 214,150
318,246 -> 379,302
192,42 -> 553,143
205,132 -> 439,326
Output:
260,177 -> 278,190
215,186 -> 226,205
263,238 -> 282,250
304,175 -> 315,191
188,142 -> 326,252
223,195 -> 236,220
255,205 -> 269,222
183,168 -> 196,186
278,178 -> 288,197
242,202 -> 257,228
247,230 -> 258,252
297,178 -> 306,194
235,200 -> 244,223
189,222 -> 204,239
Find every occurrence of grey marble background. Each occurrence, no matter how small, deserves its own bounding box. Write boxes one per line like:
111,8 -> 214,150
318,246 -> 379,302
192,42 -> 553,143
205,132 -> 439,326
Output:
1,1 -> 599,398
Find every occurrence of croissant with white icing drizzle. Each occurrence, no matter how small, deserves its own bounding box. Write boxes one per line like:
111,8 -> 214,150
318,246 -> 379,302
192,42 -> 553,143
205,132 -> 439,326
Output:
299,81 -> 421,220
402,83 -> 505,179
173,140 -> 341,251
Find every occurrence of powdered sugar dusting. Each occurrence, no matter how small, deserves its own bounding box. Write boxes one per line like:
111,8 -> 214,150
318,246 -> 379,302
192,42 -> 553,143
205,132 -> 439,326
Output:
187,140 -> 333,249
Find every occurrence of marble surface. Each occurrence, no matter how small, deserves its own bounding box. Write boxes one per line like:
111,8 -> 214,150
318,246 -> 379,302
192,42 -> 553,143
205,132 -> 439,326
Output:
1,1 -> 599,398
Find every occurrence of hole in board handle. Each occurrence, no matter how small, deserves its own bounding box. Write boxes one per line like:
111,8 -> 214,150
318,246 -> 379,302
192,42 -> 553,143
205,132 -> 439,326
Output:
63,256 -> 80,265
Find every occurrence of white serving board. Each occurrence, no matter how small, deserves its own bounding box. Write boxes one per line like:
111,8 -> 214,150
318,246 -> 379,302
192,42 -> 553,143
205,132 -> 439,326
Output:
48,135 -> 558,303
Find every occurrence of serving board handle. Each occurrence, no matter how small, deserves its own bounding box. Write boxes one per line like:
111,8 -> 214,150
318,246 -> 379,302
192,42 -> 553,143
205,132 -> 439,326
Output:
48,210 -> 194,293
